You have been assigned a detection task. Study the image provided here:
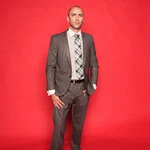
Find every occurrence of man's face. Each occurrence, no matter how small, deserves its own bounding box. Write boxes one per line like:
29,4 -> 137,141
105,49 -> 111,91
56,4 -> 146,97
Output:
67,7 -> 84,30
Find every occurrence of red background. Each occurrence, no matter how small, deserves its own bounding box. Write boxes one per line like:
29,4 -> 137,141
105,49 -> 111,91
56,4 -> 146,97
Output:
0,0 -> 150,149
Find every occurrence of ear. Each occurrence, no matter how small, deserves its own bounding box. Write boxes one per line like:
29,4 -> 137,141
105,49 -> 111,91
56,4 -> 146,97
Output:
67,16 -> 69,22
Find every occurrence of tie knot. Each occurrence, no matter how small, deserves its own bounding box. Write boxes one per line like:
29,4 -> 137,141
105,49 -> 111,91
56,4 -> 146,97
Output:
74,34 -> 80,39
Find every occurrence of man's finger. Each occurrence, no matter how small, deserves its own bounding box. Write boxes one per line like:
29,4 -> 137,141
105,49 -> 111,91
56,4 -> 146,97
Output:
57,101 -> 64,108
58,99 -> 65,106
53,99 -> 64,108
55,103 -> 60,109
55,98 -> 65,105
51,96 -> 65,108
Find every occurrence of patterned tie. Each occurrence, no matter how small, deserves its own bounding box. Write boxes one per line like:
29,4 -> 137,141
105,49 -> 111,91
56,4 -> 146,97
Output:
74,34 -> 83,79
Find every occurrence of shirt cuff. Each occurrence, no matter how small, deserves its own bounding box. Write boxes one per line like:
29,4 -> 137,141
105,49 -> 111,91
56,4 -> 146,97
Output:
47,90 -> 55,96
93,84 -> 97,90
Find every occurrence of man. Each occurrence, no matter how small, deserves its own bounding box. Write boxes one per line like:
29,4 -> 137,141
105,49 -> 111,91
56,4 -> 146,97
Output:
46,5 -> 99,150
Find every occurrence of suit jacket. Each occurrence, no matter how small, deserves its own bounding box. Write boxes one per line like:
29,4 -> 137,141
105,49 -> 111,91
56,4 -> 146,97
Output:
46,30 -> 99,96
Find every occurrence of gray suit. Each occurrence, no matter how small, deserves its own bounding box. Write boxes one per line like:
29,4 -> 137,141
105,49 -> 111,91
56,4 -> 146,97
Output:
46,30 -> 98,150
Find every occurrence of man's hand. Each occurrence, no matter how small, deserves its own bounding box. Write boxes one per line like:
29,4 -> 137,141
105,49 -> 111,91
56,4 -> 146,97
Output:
50,94 -> 65,109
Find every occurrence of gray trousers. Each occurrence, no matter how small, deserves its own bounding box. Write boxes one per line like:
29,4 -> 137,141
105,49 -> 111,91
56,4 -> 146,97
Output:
50,82 -> 90,150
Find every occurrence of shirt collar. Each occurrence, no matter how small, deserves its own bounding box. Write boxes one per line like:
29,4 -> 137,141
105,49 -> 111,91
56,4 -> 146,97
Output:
68,28 -> 82,38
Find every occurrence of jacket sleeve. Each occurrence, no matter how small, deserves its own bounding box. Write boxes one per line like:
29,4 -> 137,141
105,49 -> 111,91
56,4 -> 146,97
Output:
46,36 -> 57,91
86,36 -> 99,95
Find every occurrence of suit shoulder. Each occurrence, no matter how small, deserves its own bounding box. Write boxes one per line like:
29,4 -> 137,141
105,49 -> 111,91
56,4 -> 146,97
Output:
82,32 -> 95,43
51,31 -> 66,39
82,32 -> 94,39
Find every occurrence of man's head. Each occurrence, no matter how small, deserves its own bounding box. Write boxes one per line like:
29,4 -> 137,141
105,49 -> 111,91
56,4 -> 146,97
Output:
67,5 -> 84,32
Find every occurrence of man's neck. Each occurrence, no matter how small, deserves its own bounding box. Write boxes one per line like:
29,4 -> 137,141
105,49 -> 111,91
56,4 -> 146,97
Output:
69,27 -> 81,33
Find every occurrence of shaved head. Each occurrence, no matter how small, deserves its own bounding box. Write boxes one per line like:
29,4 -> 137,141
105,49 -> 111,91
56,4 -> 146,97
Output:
68,5 -> 84,17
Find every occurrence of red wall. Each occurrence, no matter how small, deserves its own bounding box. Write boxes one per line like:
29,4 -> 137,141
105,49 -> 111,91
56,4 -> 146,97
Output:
0,0 -> 150,149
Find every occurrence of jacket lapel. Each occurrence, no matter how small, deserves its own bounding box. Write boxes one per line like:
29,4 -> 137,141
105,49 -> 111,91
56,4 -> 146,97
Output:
63,31 -> 72,68
82,32 -> 87,68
